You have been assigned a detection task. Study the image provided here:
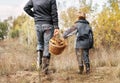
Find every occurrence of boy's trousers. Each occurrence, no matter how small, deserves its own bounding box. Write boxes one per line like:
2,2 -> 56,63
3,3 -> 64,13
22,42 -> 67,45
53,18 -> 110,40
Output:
75,48 -> 90,66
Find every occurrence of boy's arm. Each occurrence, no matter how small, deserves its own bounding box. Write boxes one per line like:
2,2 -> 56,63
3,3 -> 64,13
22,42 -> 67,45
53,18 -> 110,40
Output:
24,0 -> 34,17
63,25 -> 77,39
89,30 -> 94,49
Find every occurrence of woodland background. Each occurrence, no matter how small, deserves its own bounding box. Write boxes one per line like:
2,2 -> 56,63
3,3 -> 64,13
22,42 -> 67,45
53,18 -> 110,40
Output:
0,0 -> 120,83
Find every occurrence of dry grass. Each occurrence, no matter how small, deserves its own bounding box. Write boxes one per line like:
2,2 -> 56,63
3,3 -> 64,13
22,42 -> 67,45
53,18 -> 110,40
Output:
91,48 -> 120,67
91,48 -> 120,81
0,39 -> 120,83
0,39 -> 36,75
51,46 -> 120,82
0,53 -> 36,75
51,50 -> 78,72
112,64 -> 120,82
51,36 -> 78,72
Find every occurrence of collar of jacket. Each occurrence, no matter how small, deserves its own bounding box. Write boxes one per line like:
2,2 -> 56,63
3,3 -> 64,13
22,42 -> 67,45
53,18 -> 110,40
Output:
75,19 -> 89,24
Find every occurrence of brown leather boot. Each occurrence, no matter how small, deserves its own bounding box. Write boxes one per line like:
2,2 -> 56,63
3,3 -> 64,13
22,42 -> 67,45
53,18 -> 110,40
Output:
42,57 -> 50,75
37,50 -> 43,69
85,63 -> 90,74
79,66 -> 84,74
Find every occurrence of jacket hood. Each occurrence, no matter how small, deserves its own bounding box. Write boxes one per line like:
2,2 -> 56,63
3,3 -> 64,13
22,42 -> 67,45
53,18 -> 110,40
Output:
75,19 -> 89,24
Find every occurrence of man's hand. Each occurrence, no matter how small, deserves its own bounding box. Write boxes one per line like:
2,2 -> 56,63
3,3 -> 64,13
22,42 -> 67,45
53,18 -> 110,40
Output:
54,29 -> 59,36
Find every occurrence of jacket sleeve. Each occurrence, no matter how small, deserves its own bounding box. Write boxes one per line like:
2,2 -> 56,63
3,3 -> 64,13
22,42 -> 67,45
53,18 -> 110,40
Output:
63,25 -> 77,39
89,29 -> 94,49
24,0 -> 34,17
51,0 -> 59,29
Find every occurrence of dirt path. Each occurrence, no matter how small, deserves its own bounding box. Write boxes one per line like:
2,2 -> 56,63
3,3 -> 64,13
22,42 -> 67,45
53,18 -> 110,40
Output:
0,40 -> 120,83
0,67 -> 117,83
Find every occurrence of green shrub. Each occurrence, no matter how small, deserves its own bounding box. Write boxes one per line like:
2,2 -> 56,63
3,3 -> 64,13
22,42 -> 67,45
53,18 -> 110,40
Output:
0,22 -> 8,40
9,29 -> 19,38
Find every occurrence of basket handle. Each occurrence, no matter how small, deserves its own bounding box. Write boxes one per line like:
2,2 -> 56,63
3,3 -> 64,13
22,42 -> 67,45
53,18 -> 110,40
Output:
52,31 -> 68,46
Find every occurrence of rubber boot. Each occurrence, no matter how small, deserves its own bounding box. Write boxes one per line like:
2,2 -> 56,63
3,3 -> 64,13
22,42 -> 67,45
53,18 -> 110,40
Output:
42,57 -> 50,75
85,63 -> 90,74
79,65 -> 84,74
37,50 -> 43,69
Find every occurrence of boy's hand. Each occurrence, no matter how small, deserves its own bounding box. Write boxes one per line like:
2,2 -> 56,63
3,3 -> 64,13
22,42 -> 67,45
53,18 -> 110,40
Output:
63,35 -> 68,39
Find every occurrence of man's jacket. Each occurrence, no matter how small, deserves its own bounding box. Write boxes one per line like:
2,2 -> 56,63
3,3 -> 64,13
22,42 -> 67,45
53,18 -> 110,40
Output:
24,0 -> 59,29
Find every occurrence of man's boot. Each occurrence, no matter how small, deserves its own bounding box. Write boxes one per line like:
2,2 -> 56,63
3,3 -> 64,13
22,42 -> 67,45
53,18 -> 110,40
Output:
37,50 -> 43,69
79,65 -> 84,74
42,57 -> 50,75
85,63 -> 90,74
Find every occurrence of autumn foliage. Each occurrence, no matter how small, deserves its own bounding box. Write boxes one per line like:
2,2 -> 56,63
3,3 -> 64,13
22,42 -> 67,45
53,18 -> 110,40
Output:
93,0 -> 120,49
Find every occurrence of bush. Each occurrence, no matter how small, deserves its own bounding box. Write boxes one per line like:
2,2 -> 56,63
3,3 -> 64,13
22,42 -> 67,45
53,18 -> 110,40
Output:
0,22 -> 8,40
93,2 -> 120,49
9,29 -> 19,38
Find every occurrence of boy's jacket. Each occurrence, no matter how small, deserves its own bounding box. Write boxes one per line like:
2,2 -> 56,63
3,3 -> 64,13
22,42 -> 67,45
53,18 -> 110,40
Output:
63,19 -> 94,49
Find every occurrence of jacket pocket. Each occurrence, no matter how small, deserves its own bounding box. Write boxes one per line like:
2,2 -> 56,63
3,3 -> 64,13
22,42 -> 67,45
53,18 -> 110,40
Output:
77,34 -> 89,41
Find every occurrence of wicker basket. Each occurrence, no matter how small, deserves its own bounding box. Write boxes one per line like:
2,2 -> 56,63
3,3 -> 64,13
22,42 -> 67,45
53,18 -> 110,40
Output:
49,37 -> 66,55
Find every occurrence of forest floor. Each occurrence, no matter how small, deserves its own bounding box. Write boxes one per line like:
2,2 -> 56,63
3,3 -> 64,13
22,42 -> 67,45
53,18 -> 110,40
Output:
0,39 -> 120,83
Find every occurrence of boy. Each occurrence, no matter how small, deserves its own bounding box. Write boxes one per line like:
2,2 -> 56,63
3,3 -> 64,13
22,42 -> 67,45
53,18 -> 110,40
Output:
63,12 -> 94,74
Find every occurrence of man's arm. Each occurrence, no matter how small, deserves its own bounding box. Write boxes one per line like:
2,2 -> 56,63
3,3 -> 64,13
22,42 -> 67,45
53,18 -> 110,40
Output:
24,0 -> 34,17
51,0 -> 59,29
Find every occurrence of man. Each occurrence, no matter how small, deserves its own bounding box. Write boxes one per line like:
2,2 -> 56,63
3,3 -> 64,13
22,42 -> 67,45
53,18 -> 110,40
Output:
24,0 -> 59,75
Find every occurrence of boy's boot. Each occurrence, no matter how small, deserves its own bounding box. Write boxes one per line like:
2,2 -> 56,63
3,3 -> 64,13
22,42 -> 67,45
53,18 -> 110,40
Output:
37,50 -> 43,69
79,65 -> 84,74
42,56 -> 50,75
85,63 -> 90,74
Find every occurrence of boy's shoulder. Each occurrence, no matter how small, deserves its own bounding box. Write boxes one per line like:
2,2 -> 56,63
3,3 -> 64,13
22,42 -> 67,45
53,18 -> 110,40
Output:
75,19 -> 89,24
75,20 -> 92,30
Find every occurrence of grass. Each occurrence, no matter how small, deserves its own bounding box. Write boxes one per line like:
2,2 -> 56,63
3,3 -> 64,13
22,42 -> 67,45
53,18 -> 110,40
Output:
51,50 -> 78,72
112,64 -> 120,81
0,39 -> 120,83
91,48 -> 120,67
0,39 -> 36,75
51,46 -> 120,82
